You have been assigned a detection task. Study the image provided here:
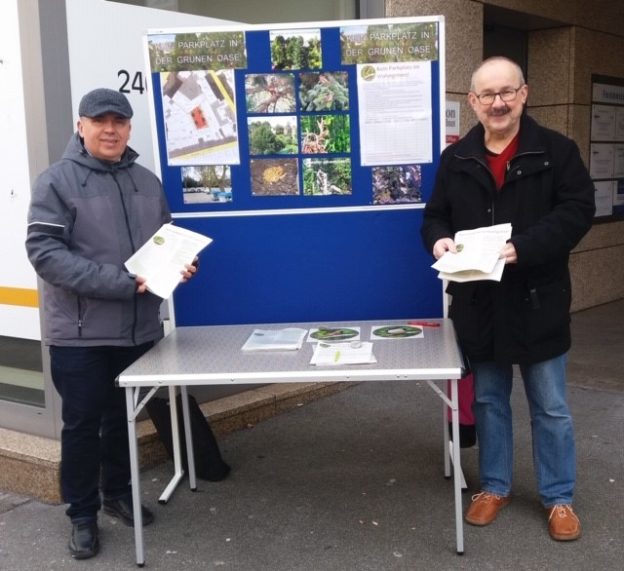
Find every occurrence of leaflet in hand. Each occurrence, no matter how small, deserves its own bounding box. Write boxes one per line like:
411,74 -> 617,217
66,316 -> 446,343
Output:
431,223 -> 512,283
125,223 -> 212,299
241,328 -> 308,351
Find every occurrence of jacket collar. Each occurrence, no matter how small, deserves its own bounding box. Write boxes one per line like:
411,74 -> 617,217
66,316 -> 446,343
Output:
454,114 -> 546,159
62,132 -> 139,172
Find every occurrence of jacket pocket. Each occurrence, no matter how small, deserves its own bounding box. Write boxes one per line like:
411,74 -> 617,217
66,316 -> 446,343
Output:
446,282 -> 493,359
77,297 -> 125,341
521,277 -> 571,347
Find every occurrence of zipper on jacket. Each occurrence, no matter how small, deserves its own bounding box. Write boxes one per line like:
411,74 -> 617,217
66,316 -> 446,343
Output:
112,170 -> 137,252
132,297 -> 138,345
456,154 -> 499,225
77,298 -> 83,337
112,169 -> 138,345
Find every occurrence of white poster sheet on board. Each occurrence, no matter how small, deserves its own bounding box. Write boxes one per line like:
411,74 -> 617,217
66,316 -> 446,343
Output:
590,105 -> 616,141
594,181 -> 615,216
589,143 -> 614,179
357,61 -> 433,166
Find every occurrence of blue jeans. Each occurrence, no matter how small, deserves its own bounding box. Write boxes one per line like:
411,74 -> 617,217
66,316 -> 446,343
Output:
471,353 -> 575,507
50,343 -> 152,521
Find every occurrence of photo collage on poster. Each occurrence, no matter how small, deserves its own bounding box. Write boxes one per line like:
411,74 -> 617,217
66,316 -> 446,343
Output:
146,21 -> 440,212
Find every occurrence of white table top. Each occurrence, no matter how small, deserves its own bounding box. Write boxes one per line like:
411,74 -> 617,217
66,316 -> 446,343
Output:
117,319 -> 464,387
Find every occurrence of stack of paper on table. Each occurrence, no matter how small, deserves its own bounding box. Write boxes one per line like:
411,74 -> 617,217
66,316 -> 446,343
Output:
310,342 -> 376,366
241,328 -> 308,351
431,223 -> 512,283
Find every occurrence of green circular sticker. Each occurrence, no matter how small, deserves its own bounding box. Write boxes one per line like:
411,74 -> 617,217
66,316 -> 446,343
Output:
152,235 -> 165,245
311,328 -> 358,341
372,325 -> 422,338
360,65 -> 376,81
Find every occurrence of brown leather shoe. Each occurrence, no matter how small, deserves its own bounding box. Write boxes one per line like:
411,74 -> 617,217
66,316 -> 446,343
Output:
465,491 -> 510,526
547,505 -> 581,541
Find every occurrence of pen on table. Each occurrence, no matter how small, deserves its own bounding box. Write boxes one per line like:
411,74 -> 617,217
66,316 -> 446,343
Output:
408,321 -> 441,327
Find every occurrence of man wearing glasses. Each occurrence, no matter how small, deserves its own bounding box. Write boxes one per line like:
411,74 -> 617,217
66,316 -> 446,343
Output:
421,57 -> 595,541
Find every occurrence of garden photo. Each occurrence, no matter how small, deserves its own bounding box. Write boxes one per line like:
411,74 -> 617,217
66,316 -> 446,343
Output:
300,115 -> 351,154
372,165 -> 422,204
302,157 -> 352,196
248,116 -> 298,156
299,72 -> 350,111
245,73 -> 296,113
250,158 -> 299,196
270,28 -> 322,70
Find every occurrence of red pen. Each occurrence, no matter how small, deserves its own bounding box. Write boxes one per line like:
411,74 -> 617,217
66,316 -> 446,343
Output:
408,321 -> 441,327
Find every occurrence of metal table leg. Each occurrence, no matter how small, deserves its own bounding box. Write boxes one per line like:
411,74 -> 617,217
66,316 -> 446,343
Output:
179,386 -> 197,491
427,379 -> 465,554
125,386 -> 145,567
449,379 -> 465,554
158,385 -> 186,503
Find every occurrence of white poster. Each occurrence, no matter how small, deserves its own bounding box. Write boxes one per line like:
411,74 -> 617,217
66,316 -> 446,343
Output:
446,100 -> 460,146
594,181 -> 615,217
357,61 -> 432,166
589,143 -> 615,179
616,107 -> 624,142
0,0 -> 41,339
590,104 -> 616,141
613,144 -> 624,178
159,69 -> 240,167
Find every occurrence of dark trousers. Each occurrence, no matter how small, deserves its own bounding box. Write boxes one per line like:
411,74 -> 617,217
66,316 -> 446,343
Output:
50,343 -> 153,522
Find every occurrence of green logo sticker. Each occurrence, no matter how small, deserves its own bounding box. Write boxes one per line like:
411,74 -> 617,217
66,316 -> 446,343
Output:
360,65 -> 376,81
153,235 -> 165,245
455,243 -> 464,252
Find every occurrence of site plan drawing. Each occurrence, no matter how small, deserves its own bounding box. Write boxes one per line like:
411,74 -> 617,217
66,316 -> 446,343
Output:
160,69 -> 240,166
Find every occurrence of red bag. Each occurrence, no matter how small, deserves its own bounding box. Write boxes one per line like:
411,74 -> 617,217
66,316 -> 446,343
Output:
447,372 -> 476,447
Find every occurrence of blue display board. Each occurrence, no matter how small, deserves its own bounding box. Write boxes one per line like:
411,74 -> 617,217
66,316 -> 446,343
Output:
144,17 -> 445,325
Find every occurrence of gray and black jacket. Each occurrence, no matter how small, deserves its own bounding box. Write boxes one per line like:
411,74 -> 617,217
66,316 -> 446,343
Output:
26,132 -> 171,347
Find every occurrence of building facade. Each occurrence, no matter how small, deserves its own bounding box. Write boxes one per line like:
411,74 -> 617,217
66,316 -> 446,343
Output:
0,0 -> 622,501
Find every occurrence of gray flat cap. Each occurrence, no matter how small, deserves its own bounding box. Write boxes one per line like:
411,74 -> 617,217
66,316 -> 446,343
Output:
78,88 -> 133,118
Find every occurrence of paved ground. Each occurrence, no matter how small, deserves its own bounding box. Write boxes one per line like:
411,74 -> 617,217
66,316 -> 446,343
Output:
1,300 -> 623,570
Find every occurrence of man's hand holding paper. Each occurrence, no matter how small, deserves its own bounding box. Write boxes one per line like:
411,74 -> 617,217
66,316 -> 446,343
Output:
499,241 -> 518,264
125,223 -> 212,298
431,223 -> 512,282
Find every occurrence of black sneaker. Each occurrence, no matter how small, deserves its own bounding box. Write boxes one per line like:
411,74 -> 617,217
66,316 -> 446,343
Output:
69,520 -> 99,559
103,496 -> 154,527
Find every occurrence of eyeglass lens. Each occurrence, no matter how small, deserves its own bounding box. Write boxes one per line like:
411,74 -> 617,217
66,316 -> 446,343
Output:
477,88 -> 521,104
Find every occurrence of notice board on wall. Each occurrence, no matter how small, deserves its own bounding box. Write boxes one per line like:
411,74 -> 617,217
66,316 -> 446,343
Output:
143,16 -> 446,326
589,75 -> 624,219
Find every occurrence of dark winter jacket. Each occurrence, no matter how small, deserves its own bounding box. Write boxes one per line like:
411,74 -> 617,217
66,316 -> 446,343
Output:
421,114 -> 595,365
26,133 -> 171,347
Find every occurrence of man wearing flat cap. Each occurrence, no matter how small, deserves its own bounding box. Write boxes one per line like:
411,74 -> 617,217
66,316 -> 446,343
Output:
26,88 -> 197,559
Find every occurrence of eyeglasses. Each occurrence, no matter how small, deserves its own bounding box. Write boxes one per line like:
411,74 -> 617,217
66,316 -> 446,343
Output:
473,86 -> 524,105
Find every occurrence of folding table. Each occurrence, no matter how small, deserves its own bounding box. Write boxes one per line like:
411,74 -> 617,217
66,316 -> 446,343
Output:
117,319 -> 466,566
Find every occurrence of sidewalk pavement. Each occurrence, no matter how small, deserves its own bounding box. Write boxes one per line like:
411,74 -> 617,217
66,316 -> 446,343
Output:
1,300 -> 623,571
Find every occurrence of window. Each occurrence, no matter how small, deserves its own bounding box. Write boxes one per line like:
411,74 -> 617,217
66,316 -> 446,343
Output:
0,336 -> 45,406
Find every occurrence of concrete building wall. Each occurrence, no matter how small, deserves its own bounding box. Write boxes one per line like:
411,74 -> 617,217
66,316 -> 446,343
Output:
2,0 -> 623,502
386,0 -> 624,311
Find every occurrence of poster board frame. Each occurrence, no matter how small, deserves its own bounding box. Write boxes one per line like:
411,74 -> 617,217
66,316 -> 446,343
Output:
142,16 -> 446,326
